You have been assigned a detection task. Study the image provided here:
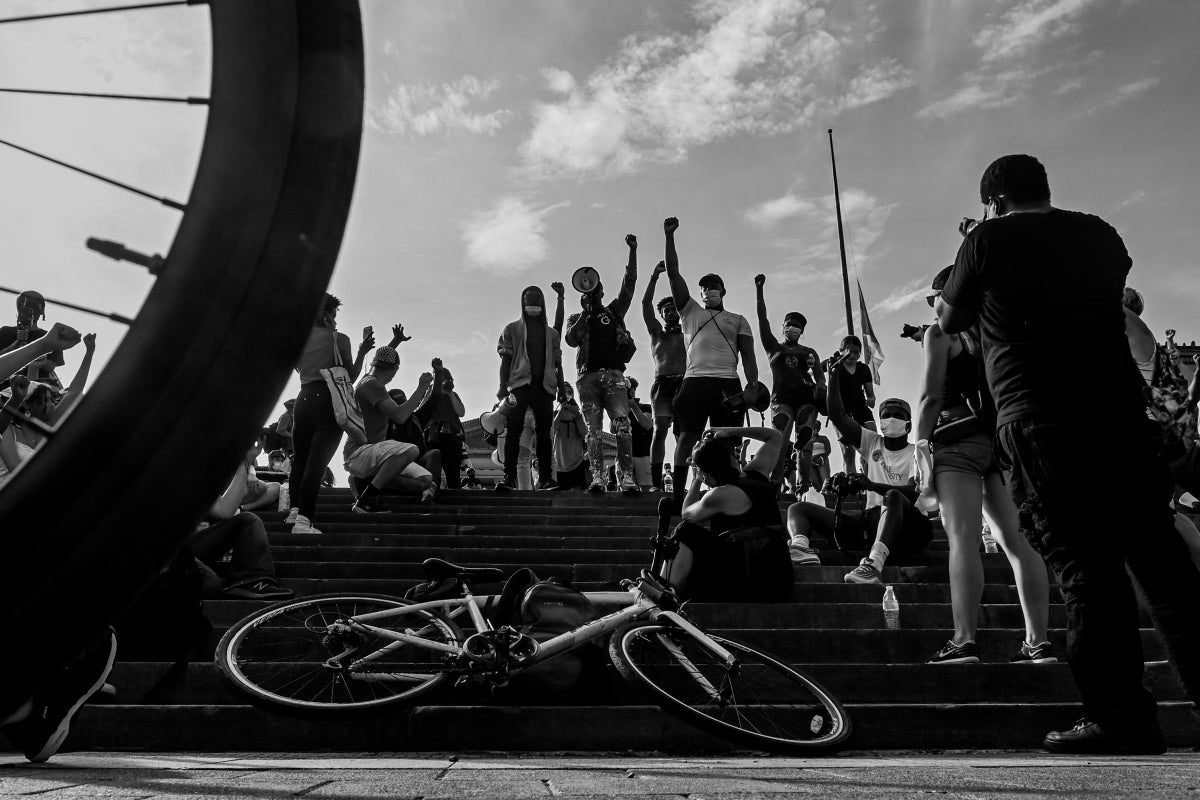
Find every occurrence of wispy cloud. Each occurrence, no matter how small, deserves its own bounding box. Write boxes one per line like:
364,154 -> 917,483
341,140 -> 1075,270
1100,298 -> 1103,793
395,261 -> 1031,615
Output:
974,0 -> 1097,63
745,193 -> 818,229
461,195 -> 569,274
871,276 -> 932,315
519,0 -> 910,181
917,82 -> 1021,119
416,330 -> 493,359
1086,78 -> 1159,113
369,75 -> 512,138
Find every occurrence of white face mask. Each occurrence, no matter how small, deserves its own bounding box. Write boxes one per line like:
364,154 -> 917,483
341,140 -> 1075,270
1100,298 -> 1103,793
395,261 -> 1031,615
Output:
879,417 -> 909,439
524,305 -> 542,317
702,290 -> 722,308
782,325 -> 801,342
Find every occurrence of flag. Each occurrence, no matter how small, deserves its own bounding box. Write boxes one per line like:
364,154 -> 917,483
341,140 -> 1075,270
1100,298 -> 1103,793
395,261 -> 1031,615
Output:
857,279 -> 884,386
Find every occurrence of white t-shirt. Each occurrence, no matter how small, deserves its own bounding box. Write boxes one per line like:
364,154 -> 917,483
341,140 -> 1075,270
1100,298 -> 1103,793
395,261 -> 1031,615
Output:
0,441 -> 35,487
679,297 -> 752,379
858,428 -> 920,513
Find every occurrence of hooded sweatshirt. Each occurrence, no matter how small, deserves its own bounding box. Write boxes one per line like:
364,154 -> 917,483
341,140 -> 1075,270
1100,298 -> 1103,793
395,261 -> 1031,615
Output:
497,286 -> 561,395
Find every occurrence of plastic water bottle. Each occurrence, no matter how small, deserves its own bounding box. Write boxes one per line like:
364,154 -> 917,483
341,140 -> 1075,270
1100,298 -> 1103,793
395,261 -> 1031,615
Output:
981,521 -> 999,554
882,585 -> 900,630
277,482 -> 290,513
662,468 -> 674,495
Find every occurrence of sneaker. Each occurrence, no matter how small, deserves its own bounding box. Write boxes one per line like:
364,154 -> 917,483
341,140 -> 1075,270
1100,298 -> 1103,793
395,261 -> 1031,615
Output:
224,580 -> 295,601
620,476 -> 642,495
788,540 -> 821,566
284,507 -> 299,524
648,486 -> 660,493
927,639 -> 980,664
291,514 -> 322,534
1,627 -> 117,762
588,480 -> 607,493
536,478 -> 559,490
1011,640 -> 1059,664
844,558 -> 882,585
352,495 -> 389,514
1043,718 -> 1166,755
494,478 -> 516,492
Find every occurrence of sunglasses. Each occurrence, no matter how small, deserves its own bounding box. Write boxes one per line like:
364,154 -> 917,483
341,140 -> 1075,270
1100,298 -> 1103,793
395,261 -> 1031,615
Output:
926,293 -> 940,308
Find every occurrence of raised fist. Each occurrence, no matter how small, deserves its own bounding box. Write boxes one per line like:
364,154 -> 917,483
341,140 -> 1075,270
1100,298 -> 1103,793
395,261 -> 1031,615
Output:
625,233 -> 637,249
754,274 -> 766,288
551,281 -> 565,297
663,217 -> 679,234
45,322 -> 82,352
653,261 -> 666,278
417,372 -> 434,388
82,332 -> 97,353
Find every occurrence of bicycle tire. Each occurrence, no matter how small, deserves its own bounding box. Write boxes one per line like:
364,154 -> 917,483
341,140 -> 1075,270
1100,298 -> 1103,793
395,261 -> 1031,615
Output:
216,593 -> 463,716
0,0 -> 363,705
609,623 -> 852,754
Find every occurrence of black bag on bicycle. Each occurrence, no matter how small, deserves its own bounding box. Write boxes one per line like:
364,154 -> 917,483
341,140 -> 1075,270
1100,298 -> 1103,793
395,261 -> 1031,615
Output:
673,521 -> 793,603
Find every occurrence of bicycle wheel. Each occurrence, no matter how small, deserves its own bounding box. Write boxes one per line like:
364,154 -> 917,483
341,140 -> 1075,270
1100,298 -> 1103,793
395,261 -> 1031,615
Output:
0,0 -> 362,705
216,593 -> 463,715
610,623 -> 852,754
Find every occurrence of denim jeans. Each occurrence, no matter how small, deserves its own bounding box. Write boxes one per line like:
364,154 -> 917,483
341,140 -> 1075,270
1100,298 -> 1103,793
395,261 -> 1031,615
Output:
289,381 -> 343,520
189,511 -> 276,595
997,419 -> 1200,726
504,385 -> 553,484
577,369 -> 632,485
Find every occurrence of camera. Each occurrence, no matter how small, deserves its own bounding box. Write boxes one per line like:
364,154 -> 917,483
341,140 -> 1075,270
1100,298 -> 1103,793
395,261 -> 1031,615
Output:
901,323 -> 930,343
826,471 -> 865,498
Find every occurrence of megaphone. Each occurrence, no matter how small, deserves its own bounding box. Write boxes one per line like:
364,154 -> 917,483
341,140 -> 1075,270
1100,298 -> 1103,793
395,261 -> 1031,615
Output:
571,266 -> 601,294
479,393 -> 517,435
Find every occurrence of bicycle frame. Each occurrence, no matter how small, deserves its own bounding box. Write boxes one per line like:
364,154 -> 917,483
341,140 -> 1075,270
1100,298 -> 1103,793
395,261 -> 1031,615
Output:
337,575 -> 738,676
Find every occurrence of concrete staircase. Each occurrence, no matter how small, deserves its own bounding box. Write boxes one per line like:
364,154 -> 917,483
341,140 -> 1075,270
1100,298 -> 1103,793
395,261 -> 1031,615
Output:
65,489 -> 1199,752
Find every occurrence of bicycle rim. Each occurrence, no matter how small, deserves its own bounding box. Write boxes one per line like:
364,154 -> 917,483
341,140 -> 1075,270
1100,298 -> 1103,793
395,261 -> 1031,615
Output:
217,594 -> 462,715
611,623 -> 852,754
0,0 -> 363,698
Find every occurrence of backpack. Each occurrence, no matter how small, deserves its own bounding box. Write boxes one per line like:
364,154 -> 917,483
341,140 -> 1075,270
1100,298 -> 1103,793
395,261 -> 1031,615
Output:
491,568 -> 597,697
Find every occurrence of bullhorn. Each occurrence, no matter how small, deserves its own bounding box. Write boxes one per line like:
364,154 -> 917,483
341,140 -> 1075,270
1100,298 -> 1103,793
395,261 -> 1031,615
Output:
479,393 -> 518,435
571,266 -> 601,294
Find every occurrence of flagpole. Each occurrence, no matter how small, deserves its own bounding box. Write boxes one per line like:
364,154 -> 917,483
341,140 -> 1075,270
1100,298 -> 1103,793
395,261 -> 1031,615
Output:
828,128 -> 854,336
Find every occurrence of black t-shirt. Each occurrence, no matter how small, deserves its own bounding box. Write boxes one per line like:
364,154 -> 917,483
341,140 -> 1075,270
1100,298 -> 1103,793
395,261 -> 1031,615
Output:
943,209 -> 1145,427
631,402 -> 652,456
585,308 -> 623,371
709,471 -> 785,535
387,415 -> 428,457
766,341 -> 819,403
824,361 -> 872,419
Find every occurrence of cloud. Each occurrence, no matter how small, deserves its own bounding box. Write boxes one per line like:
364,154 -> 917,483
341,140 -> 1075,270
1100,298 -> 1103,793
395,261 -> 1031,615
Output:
461,195 -> 569,274
416,330 -> 494,359
917,82 -> 1021,119
369,75 -> 512,138
870,276 -> 932,315
1086,78 -> 1159,113
519,0 -> 911,181
745,193 -> 818,229
974,0 -> 1097,63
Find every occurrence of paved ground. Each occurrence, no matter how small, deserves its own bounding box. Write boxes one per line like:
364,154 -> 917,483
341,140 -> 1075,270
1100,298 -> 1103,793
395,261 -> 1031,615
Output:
1,752 -> 1199,798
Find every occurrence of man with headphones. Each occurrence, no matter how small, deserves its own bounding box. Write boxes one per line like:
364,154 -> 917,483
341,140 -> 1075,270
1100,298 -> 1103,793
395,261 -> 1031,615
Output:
662,216 -> 760,504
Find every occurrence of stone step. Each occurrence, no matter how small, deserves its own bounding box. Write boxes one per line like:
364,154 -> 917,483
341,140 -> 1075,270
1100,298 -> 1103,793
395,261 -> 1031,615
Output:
104,660 -> 1188,706
66,702 -> 1199,752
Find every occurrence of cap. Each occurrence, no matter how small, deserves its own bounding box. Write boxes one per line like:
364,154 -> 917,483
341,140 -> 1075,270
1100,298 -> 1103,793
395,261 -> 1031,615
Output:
783,311 -> 807,328
371,346 -> 400,367
879,397 -> 912,417
698,273 -> 725,291
931,266 -> 954,292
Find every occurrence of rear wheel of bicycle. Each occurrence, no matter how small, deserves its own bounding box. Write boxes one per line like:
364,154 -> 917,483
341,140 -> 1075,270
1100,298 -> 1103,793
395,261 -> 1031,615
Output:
216,593 -> 463,715
610,623 -> 852,754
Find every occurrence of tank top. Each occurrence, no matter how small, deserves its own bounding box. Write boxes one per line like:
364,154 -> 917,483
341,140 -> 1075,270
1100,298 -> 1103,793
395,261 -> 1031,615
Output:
297,326 -> 339,384
709,472 -> 784,535
941,336 -> 977,411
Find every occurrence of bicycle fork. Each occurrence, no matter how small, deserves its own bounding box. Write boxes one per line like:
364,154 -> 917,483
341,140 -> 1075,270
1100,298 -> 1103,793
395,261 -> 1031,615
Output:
652,610 -> 739,704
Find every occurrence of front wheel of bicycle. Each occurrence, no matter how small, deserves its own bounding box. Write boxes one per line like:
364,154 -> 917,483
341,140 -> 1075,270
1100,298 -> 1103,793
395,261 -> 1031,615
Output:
610,623 -> 852,754
216,593 -> 463,716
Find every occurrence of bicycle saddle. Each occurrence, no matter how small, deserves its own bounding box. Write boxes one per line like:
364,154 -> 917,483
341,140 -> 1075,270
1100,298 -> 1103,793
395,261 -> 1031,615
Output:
421,558 -> 505,583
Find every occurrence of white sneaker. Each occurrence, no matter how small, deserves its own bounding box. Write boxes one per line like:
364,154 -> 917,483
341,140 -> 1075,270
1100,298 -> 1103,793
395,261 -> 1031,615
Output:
788,540 -> 821,566
284,507 -> 300,525
588,480 -> 607,493
291,514 -> 322,535
620,475 -> 641,495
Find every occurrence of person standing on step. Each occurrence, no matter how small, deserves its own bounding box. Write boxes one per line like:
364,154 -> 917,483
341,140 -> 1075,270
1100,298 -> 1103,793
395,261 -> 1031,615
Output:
286,294 -> 375,534
627,377 -> 655,491
416,356 -> 466,489
754,273 -> 824,490
661,216 -> 758,507
938,153 -> 1200,754
785,356 -> 932,574
564,233 -> 640,494
642,260 -> 687,492
552,384 -> 589,490
824,336 -> 876,474
497,285 -> 565,491
916,266 -> 1053,666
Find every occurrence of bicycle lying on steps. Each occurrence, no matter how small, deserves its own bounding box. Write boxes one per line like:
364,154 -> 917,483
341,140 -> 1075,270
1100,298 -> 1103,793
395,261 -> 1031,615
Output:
217,548 -> 852,755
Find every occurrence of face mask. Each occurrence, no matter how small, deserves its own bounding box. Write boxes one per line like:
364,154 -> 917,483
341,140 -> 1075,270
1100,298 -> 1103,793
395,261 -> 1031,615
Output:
782,325 -> 801,342
524,305 -> 542,317
702,290 -> 722,308
879,417 -> 908,438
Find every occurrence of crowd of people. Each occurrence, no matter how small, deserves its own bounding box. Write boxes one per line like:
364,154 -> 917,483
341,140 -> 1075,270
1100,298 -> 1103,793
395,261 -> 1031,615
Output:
3,152 -> 1200,761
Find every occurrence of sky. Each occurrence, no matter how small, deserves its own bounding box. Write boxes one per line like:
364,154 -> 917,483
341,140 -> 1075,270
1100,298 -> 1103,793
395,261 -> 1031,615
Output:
2,0 -> 1199,476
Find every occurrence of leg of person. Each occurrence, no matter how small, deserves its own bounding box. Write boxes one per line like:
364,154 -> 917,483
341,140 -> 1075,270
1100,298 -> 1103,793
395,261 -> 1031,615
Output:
982,470 -> 1053,662
769,403 -> 796,485
529,387 -> 556,489
785,501 -> 839,566
1174,512 -> 1200,569
577,372 -> 608,492
651,417 -> 671,491
419,450 -> 442,502
348,442 -> 418,512
633,456 -> 653,491
846,492 -> 932,585
795,405 -> 818,492
241,481 -> 280,512
287,383 -> 324,527
929,468 -> 985,663
499,388 -> 532,490
441,434 -> 463,489
603,370 -> 637,494
998,422 -> 1163,754
516,447 -> 533,489
293,412 -> 342,532
205,512 -> 292,600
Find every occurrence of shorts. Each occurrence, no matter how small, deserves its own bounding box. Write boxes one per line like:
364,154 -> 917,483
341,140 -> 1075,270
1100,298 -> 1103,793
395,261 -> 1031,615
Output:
345,441 -> 418,479
770,401 -> 819,435
651,374 -> 685,419
931,432 -> 998,477
632,455 -> 652,486
673,376 -> 744,434
836,503 -> 933,558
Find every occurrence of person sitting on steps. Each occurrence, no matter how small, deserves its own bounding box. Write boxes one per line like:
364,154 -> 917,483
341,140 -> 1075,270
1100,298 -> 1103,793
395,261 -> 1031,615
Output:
785,352 -> 932,578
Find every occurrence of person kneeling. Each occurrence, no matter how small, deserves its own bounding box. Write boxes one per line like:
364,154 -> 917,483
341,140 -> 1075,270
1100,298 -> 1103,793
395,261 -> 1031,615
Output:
661,426 -> 793,603
786,354 -> 931,579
